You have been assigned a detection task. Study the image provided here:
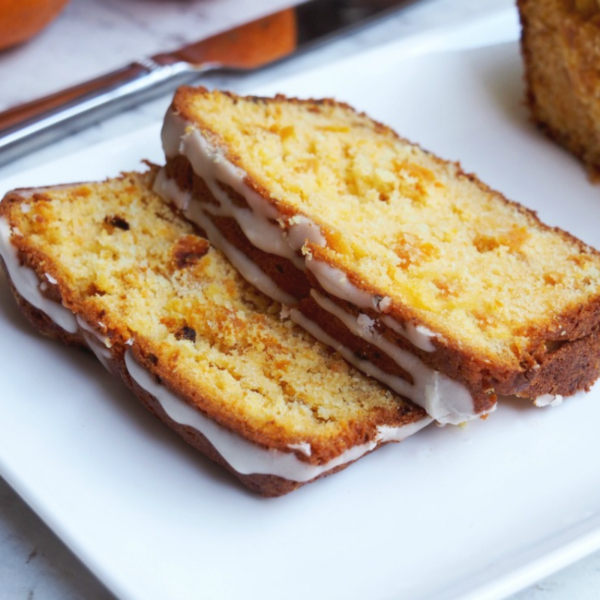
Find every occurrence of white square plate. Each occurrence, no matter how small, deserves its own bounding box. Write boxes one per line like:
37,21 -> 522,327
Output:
2,9 -> 599,600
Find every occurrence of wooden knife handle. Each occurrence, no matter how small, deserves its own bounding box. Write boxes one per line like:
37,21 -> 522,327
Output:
0,59 -> 199,167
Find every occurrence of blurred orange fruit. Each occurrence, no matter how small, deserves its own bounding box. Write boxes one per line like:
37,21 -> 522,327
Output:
0,0 -> 70,51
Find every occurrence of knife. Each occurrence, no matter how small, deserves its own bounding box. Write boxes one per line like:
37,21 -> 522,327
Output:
0,0 -> 419,166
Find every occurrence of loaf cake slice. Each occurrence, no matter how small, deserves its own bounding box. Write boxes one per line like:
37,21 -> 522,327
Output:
0,168 -> 430,497
156,87 -> 600,424
518,0 -> 600,175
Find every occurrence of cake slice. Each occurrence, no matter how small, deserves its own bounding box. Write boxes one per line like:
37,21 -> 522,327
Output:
156,87 -> 600,424
0,168 -> 430,497
518,0 -> 600,176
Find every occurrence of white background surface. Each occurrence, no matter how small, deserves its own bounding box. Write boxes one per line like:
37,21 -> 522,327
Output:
3,1 -> 600,599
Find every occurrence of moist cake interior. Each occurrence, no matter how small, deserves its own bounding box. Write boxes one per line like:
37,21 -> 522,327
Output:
179,90 -> 600,368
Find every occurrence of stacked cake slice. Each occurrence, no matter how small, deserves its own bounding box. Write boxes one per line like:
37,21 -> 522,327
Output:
156,87 -> 600,425
0,169 -> 430,496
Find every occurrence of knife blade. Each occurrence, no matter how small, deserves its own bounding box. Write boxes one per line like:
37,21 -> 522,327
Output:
0,0 -> 419,166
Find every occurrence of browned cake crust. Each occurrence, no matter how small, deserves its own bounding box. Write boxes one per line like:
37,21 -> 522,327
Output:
0,171 -> 428,496
164,153 -> 600,410
518,0 -> 600,175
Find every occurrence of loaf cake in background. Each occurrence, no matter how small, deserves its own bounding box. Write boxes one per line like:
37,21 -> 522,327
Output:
156,87 -> 600,425
0,168 -> 430,497
518,0 -> 600,176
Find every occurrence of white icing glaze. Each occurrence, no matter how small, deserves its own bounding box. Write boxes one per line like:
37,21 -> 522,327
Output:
0,216 -> 77,334
288,442 -> 312,457
286,215 -> 327,253
80,332 -> 112,371
306,257 -> 377,310
307,260 -> 440,352
76,316 -> 110,347
178,123 -> 303,267
153,167 -> 191,211
184,200 -> 296,306
124,350 -> 430,481
380,316 -> 437,353
378,424 -> 429,443
291,306 -> 424,398
161,112 -> 332,275
356,313 -> 376,336
85,339 -> 112,371
161,109 -> 189,159
534,394 -> 564,408
379,296 -> 392,313
75,315 -> 113,372
295,293 -> 482,425
341,302 -> 437,353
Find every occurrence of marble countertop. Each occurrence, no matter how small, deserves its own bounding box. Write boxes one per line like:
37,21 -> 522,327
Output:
2,1 -> 600,599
